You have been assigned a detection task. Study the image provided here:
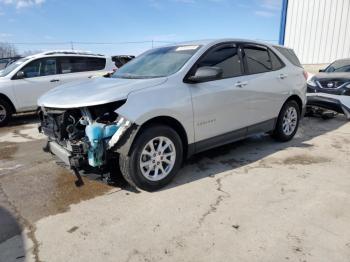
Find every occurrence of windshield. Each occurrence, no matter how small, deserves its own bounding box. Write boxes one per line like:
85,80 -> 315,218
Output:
0,58 -> 29,77
325,60 -> 350,73
112,45 -> 201,79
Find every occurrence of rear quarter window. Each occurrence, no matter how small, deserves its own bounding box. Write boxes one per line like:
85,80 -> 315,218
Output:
273,46 -> 302,68
59,57 -> 106,74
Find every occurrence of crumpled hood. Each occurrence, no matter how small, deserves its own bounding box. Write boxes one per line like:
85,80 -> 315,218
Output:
38,77 -> 167,108
314,72 -> 350,80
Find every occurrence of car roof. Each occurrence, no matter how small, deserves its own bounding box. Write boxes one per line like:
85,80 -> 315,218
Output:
168,38 -> 277,48
26,50 -> 106,59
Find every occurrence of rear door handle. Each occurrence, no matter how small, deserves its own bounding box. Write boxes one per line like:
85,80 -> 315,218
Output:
50,79 -> 60,82
279,74 -> 288,79
234,81 -> 248,88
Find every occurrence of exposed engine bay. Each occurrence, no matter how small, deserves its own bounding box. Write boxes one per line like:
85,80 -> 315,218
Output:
38,100 -> 133,172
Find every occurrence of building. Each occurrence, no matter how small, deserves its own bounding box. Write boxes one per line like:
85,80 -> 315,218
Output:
279,0 -> 350,71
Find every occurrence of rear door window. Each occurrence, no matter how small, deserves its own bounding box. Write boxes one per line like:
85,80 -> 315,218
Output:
196,43 -> 242,79
242,45 -> 271,74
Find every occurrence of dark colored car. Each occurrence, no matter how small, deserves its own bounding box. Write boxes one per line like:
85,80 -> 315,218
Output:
0,56 -> 23,70
307,58 -> 350,118
112,55 -> 135,68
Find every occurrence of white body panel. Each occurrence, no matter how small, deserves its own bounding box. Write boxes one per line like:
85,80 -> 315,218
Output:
0,51 -> 115,112
38,39 -> 307,145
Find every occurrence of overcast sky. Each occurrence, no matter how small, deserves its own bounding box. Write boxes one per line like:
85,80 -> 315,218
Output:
0,0 -> 282,55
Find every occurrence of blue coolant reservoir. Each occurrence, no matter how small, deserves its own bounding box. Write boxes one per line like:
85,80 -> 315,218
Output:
85,123 -> 119,167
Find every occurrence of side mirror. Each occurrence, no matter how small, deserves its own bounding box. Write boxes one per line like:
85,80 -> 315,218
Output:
319,69 -> 325,72
16,71 -> 25,79
187,66 -> 223,83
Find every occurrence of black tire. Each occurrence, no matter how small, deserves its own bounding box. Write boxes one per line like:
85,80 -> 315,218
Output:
119,125 -> 183,192
0,98 -> 12,127
272,100 -> 300,142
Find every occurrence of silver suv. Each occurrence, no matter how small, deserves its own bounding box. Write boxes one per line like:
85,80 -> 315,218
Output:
38,39 -> 307,191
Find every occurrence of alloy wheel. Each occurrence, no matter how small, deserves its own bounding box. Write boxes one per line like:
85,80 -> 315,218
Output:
0,105 -> 7,122
139,136 -> 176,181
282,106 -> 298,136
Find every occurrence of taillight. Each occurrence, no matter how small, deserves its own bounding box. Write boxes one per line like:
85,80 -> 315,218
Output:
303,71 -> 308,80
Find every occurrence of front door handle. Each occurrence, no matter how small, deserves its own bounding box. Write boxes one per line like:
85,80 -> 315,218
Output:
50,79 -> 60,83
234,81 -> 248,88
279,74 -> 288,79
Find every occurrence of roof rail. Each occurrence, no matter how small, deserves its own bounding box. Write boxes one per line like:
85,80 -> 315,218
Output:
41,50 -> 105,57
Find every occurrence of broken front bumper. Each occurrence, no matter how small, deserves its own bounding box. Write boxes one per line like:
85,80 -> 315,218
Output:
306,93 -> 350,119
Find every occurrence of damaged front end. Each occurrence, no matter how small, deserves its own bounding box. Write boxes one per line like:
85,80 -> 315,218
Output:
307,77 -> 350,119
38,101 -> 135,173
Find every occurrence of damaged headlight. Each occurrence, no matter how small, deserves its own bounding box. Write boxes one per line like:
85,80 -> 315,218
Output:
307,78 -> 317,87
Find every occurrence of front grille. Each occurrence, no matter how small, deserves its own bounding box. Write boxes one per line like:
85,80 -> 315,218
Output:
318,80 -> 347,89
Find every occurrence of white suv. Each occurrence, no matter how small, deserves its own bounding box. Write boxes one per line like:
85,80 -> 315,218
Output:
0,50 -> 115,126
38,39 -> 307,191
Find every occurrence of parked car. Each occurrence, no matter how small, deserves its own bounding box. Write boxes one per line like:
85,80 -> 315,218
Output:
307,58 -> 350,118
112,55 -> 135,68
0,50 -> 116,126
0,56 -> 23,70
38,39 -> 307,191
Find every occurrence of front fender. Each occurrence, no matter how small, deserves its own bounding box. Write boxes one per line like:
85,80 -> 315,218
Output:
116,83 -> 194,144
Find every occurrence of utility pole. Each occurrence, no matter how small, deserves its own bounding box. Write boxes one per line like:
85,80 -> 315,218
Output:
151,39 -> 154,49
70,41 -> 74,50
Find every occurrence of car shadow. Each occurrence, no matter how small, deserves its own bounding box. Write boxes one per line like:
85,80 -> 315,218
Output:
7,112 -> 39,127
161,115 -> 348,191
0,207 -> 26,261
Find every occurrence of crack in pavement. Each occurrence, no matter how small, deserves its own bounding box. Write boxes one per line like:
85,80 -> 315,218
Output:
198,174 -> 231,226
0,181 -> 42,262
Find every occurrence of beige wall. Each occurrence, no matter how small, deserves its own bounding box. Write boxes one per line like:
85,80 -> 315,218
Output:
303,64 -> 329,74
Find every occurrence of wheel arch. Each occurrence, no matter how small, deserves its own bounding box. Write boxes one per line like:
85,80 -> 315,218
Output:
0,93 -> 16,114
285,94 -> 303,114
135,116 -> 189,160
117,115 -> 190,162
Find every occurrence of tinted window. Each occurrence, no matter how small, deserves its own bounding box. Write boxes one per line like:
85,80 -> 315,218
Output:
21,58 -> 57,78
60,57 -> 106,74
274,46 -> 302,68
243,45 -> 271,74
86,57 -> 106,71
269,50 -> 284,70
197,44 -> 242,78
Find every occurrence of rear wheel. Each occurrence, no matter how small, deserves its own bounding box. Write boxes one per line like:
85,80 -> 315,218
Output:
0,98 -> 12,127
119,125 -> 183,191
272,100 -> 300,142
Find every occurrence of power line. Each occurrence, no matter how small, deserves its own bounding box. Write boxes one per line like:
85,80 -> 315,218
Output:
6,40 -> 177,45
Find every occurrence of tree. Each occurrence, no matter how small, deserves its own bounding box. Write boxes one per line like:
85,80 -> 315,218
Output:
0,42 -> 18,58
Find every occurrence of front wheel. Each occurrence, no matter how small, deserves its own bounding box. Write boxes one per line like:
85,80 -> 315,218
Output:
272,100 -> 300,142
119,125 -> 183,191
0,98 -> 12,127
